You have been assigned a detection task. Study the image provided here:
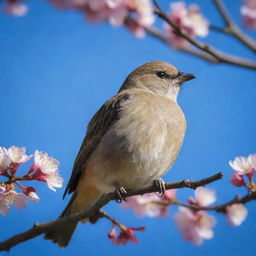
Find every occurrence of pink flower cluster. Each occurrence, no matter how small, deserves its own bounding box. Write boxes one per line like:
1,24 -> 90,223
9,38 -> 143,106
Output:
175,187 -> 248,245
229,154 -> 256,191
175,187 -> 216,245
2,0 -> 28,17
241,0 -> 256,29
0,146 -> 63,215
164,1 -> 209,48
121,185 -> 248,246
108,224 -> 145,245
48,0 -> 154,37
122,189 -> 176,218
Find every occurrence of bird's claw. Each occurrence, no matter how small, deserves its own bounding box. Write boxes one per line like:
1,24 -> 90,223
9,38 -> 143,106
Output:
153,178 -> 166,197
114,183 -> 127,203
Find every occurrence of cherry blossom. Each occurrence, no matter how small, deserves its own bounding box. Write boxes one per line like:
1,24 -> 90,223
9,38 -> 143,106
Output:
0,146 -> 62,215
230,172 -> 247,187
108,224 -> 145,245
31,150 -> 63,191
122,190 -> 176,218
229,154 -> 256,172
3,0 -> 28,17
124,17 -> 145,38
33,150 -> 60,174
0,186 -> 27,216
7,146 -> 32,173
48,0 -> 154,37
0,147 -> 11,174
165,1 -> 209,48
7,146 -> 32,165
16,184 -> 40,202
27,191 -> 40,202
241,0 -> 256,29
194,187 -> 216,206
175,187 -> 216,245
229,154 -> 256,190
126,0 -> 155,27
0,146 -> 32,174
175,207 -> 216,245
226,204 -> 248,226
0,145 -> 62,212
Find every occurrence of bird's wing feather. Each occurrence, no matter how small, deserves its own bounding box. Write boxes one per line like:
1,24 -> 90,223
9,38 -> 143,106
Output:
63,91 -> 131,198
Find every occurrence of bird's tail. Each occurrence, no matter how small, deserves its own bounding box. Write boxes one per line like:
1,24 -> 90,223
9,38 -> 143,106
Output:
44,182 -> 103,248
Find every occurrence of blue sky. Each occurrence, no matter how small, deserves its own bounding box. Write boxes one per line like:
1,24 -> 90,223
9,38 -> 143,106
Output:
0,0 -> 255,255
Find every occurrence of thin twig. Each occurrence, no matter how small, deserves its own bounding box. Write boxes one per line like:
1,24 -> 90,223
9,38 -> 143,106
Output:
144,26 -> 219,63
210,24 -> 227,34
151,0 -> 256,70
212,0 -> 256,52
173,191 -> 256,213
0,172 -> 223,252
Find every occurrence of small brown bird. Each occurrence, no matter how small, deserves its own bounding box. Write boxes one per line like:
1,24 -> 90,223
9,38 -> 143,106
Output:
45,61 -> 195,247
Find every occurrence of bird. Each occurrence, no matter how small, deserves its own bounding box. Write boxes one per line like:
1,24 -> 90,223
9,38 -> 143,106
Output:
44,61 -> 195,247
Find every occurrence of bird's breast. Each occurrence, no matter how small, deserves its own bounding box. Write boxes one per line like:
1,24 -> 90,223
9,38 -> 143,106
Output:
86,92 -> 186,192
116,94 -> 185,161
94,93 -> 186,189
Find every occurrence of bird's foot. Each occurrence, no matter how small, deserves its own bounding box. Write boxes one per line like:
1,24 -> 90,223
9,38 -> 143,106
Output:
114,182 -> 127,203
153,178 -> 166,197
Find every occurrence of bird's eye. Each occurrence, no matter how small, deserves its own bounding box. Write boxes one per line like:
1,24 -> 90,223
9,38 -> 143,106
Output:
156,71 -> 168,79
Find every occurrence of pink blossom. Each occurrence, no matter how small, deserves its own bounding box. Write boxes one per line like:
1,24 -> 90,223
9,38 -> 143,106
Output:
175,207 -> 216,245
43,173 -> 63,191
226,204 -> 248,226
34,150 -> 59,174
7,146 -> 32,165
230,172 -> 247,187
32,150 -> 63,191
165,2 -> 209,48
124,17 -> 145,38
0,187 -> 27,216
0,186 -> 10,216
163,189 -> 177,201
126,0 -> 154,27
108,225 -> 145,245
109,6 -> 129,27
16,184 -> 40,202
241,0 -> 256,29
48,0 -> 154,37
7,146 -> 32,173
3,0 -> 28,17
0,147 -> 11,174
229,154 -> 256,172
122,190 -> 176,218
195,187 -> 216,206
27,191 -> 40,202
175,187 -> 216,245
229,154 -> 256,189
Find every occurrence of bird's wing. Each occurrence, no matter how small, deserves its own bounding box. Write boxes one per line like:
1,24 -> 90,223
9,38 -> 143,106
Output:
63,91 -> 131,198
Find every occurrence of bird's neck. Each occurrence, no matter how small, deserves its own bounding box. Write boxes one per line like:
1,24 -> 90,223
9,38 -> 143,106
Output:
119,77 -> 180,102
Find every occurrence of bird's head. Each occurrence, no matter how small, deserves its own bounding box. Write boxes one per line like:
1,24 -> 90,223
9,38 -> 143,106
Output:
120,61 -> 196,101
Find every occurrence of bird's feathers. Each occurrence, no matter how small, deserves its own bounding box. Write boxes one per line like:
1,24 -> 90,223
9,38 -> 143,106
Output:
63,91 -> 132,198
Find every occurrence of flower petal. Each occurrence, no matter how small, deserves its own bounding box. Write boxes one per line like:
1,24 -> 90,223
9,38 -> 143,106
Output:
13,193 -> 27,209
0,147 -> 11,172
195,187 -> 216,206
226,204 -> 248,226
28,192 -> 40,202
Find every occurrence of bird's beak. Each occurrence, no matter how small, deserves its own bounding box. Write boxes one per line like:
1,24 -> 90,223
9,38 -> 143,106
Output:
175,72 -> 196,83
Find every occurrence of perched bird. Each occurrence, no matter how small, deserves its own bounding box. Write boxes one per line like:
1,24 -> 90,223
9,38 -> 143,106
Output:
45,61 -> 195,247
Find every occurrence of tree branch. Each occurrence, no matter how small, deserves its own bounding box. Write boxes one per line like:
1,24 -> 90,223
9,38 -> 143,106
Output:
151,0 -> 256,70
212,0 -> 256,53
0,172 -> 223,252
144,26 -> 219,63
172,191 -> 256,213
